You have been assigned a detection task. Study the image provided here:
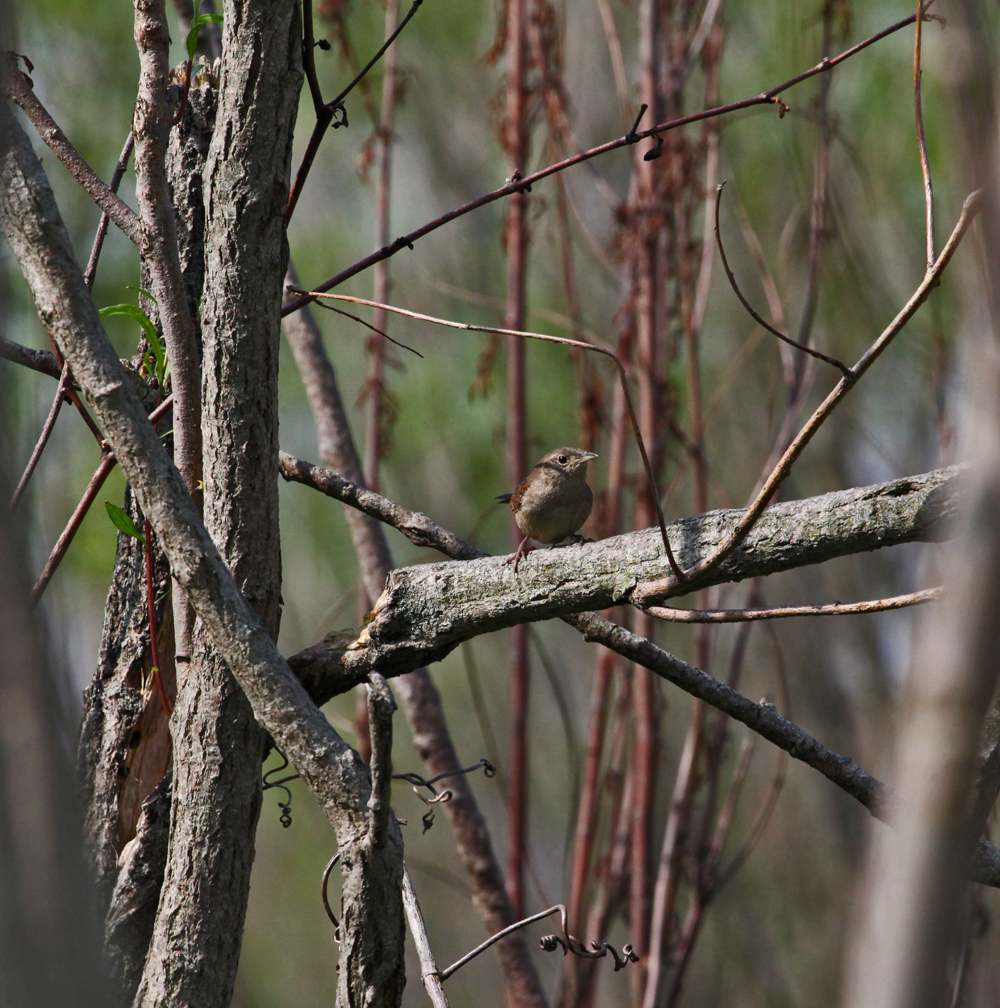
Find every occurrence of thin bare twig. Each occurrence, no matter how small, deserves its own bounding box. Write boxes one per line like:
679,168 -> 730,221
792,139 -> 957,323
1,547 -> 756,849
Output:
11,363 -> 71,508
714,182 -> 851,376
633,190 -> 981,606
30,450 -> 116,606
1,55 -> 142,245
311,299 -> 422,356
436,904 -> 637,982
285,0 -> 424,221
83,133 -> 135,289
644,588 -> 940,623
28,396 -> 174,606
914,0 -> 936,272
287,289 -> 684,578
281,14 -> 918,317
402,866 -> 451,1008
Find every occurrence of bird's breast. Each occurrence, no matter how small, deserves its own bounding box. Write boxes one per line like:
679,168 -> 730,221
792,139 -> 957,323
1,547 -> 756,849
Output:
515,480 -> 593,544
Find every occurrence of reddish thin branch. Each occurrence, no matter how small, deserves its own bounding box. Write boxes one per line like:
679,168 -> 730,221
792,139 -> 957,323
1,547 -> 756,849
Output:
28,397 -> 173,606
13,134 -> 136,509
83,133 -> 135,289
30,449 -> 116,606
281,13 -> 917,318
11,363 -> 71,508
364,0 -> 400,494
503,0 -> 531,919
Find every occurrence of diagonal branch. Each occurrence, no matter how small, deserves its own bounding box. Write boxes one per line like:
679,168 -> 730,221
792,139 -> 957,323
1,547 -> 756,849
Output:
1,99 -> 404,1008
713,181 -> 850,376
0,336 -> 62,379
632,188 -> 981,607
281,14 -> 917,317
283,458 -> 962,685
2,54 -> 142,245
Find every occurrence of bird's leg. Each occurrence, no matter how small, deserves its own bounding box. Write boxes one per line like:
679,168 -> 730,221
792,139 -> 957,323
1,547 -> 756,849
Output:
551,534 -> 595,549
504,535 -> 534,573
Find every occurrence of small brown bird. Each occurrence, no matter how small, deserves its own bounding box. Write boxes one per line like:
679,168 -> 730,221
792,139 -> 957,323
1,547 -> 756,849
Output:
497,447 -> 598,572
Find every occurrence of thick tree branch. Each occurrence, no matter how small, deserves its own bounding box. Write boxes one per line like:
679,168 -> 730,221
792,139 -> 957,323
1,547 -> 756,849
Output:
278,456 -> 1000,889
283,460 -> 961,684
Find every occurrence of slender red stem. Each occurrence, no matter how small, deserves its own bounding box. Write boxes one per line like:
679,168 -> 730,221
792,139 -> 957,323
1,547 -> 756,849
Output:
144,516 -> 172,715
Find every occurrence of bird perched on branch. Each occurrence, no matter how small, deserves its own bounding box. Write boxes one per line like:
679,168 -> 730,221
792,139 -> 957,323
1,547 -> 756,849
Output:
497,447 -> 598,572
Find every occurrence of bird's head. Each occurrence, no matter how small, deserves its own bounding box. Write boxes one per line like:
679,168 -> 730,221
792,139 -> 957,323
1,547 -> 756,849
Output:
536,447 -> 598,477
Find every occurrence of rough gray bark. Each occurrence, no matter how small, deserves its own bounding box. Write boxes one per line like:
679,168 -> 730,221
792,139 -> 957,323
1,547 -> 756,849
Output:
78,67 -> 216,1004
79,499 -> 160,905
1,86 -> 404,1008
134,2 -> 303,1006
280,301 -> 549,1007
104,779 -> 171,995
287,464 -> 961,689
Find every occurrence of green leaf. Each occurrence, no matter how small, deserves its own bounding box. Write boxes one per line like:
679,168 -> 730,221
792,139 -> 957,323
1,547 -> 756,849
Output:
186,26 -> 201,62
105,501 -> 146,546
186,0 -> 223,61
98,303 -> 157,344
126,285 -> 157,302
98,301 -> 168,385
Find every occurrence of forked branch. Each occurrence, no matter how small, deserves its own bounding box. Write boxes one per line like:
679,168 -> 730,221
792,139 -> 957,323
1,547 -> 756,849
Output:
632,189 -> 981,607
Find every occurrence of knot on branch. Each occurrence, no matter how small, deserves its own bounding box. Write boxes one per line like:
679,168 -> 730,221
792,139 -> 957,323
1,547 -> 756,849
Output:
506,170 -> 532,193
768,95 -> 790,118
327,101 -> 348,129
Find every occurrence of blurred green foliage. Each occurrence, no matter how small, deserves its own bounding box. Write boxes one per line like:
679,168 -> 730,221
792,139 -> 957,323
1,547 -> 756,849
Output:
5,0 -> 999,1005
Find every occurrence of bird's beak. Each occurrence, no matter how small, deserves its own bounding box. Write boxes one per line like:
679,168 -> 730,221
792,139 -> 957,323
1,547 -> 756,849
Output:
571,452 -> 598,468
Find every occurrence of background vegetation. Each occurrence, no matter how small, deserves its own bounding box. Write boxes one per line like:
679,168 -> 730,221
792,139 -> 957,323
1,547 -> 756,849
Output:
4,0 -> 997,1005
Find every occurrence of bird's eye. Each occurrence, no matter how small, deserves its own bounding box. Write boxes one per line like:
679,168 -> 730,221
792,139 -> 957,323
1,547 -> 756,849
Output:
557,455 -> 568,465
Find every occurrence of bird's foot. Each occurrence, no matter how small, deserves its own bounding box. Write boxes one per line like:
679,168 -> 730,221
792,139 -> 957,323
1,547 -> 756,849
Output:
503,536 -> 534,573
551,534 -> 594,549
